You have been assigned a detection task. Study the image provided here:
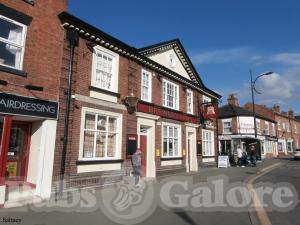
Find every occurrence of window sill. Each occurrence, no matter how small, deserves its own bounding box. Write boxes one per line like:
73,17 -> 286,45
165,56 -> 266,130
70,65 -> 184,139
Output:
0,65 -> 27,77
76,159 -> 124,165
202,156 -> 215,158
89,86 -> 120,98
160,157 -> 183,161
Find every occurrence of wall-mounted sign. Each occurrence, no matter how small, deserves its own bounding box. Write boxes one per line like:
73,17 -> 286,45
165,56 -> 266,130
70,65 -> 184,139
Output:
137,102 -> 198,124
127,134 -> 137,157
156,149 -> 160,157
203,104 -> 218,119
0,93 -> 59,119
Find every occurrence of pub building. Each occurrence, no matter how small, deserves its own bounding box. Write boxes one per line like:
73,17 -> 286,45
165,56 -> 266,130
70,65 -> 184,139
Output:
0,0 -> 66,206
54,12 -> 221,190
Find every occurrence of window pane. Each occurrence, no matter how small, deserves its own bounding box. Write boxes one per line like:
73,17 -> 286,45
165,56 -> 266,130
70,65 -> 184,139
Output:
169,139 -> 173,156
108,117 -> 117,132
85,113 -> 95,129
163,126 -> 168,138
174,139 -> 178,156
83,131 -> 95,158
0,18 -> 23,45
163,138 -> 168,156
0,41 -> 22,68
107,133 -> 117,157
97,115 -> 107,131
95,132 -> 106,157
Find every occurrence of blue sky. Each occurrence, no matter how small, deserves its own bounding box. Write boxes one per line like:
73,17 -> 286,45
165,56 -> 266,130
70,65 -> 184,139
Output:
69,0 -> 300,114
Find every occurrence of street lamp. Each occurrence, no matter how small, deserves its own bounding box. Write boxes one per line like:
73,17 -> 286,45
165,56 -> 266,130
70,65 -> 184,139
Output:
250,70 -> 274,139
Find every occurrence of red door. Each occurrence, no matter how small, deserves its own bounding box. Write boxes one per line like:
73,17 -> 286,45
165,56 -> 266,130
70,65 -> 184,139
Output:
140,135 -> 147,177
5,122 -> 31,183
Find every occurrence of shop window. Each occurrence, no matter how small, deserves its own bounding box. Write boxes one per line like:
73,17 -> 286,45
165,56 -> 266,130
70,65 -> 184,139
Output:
278,142 -> 283,152
162,125 -> 180,157
0,15 -> 27,70
202,130 -> 214,156
141,69 -> 152,102
80,109 -> 121,160
91,46 -> 118,93
163,79 -> 179,110
186,89 -> 193,114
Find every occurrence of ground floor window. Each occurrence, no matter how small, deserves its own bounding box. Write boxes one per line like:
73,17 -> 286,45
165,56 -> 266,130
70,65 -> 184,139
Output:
287,141 -> 293,152
202,130 -> 214,156
278,142 -> 284,152
162,124 -> 180,157
81,108 -> 121,160
265,140 -> 273,153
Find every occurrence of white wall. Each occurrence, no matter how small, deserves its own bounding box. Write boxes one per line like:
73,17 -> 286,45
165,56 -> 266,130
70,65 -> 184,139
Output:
27,121 -> 43,185
238,117 -> 255,134
35,120 -> 57,199
148,48 -> 191,80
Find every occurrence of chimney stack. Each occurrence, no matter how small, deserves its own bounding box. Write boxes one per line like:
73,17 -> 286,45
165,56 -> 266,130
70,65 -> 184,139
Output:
273,104 -> 281,113
227,94 -> 239,106
288,108 -> 294,118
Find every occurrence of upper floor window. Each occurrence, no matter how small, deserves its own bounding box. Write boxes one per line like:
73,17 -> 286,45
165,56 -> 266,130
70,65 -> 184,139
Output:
294,124 -> 297,133
272,124 -> 276,136
163,79 -> 179,110
0,15 -> 27,70
141,69 -> 152,102
278,122 -> 281,130
286,123 -> 290,132
282,122 -> 286,131
223,120 -> 232,134
264,122 -> 269,135
92,46 -> 119,92
186,89 -> 193,114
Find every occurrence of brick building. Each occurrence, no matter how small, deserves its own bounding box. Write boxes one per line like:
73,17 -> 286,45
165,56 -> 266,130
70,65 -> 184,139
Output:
218,95 -> 277,161
54,12 -> 221,190
0,0 -> 66,206
244,103 -> 300,157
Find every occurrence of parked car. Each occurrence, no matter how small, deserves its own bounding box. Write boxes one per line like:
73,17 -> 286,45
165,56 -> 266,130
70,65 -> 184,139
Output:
294,149 -> 300,160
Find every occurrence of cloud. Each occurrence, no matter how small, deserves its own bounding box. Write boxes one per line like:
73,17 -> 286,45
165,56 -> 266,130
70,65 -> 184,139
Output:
270,53 -> 300,65
191,47 -> 262,64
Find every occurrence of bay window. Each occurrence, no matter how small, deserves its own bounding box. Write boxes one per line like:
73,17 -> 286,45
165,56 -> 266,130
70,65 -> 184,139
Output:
80,108 -> 122,160
202,130 -> 214,156
141,69 -> 152,102
0,15 -> 27,70
163,124 -> 181,157
186,89 -> 193,114
163,79 -> 179,110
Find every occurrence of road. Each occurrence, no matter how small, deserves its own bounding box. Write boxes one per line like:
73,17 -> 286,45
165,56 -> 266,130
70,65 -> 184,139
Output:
0,158 -> 299,225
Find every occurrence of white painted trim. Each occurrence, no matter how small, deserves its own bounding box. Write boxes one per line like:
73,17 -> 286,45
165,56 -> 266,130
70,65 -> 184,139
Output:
186,89 -> 193,115
78,107 -> 123,162
186,126 -> 198,172
184,122 -> 200,128
89,90 -> 118,103
161,160 -> 182,166
91,45 -> 119,93
162,79 -> 180,111
77,163 -> 121,173
141,69 -> 152,103
161,122 -> 182,158
135,112 -> 160,121
202,129 -> 215,157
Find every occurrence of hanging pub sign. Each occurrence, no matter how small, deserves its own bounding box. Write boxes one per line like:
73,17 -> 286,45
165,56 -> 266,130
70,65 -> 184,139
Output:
0,93 -> 59,119
203,104 -> 218,119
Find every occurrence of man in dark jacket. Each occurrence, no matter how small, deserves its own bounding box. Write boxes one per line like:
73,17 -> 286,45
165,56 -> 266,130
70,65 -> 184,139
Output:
250,146 -> 256,167
132,148 -> 142,186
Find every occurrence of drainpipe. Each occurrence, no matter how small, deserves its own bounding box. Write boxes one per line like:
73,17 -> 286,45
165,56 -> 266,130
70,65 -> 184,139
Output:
59,29 -> 79,196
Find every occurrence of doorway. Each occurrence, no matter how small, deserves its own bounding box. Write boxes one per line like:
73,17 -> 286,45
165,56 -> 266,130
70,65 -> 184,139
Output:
139,127 -> 148,177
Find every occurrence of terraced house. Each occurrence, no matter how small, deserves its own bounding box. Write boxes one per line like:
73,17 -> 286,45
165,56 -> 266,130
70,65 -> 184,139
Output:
54,12 -> 221,190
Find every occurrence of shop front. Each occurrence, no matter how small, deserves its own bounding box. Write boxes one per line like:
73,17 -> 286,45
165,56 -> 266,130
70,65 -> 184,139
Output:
0,93 -> 58,206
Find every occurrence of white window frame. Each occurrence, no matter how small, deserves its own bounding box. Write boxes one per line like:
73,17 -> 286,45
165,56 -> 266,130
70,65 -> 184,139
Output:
186,89 -> 193,114
222,119 -> 232,134
163,79 -> 179,110
141,69 -> 152,102
91,45 -> 119,93
161,122 -> 182,158
256,119 -> 260,134
202,129 -> 215,156
203,95 -> 211,103
264,122 -> 269,135
79,107 -> 122,161
272,123 -> 276,136
0,15 -> 27,70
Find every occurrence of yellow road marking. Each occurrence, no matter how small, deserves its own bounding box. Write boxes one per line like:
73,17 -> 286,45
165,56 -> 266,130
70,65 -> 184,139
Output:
246,162 -> 283,225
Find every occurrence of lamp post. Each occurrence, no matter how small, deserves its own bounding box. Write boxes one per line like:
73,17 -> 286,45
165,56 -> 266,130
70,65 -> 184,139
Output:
250,70 -> 273,139
250,70 -> 273,161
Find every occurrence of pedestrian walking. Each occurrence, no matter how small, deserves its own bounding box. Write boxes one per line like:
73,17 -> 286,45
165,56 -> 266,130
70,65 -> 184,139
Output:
241,150 -> 247,167
237,145 -> 243,166
132,148 -> 142,186
250,145 -> 256,167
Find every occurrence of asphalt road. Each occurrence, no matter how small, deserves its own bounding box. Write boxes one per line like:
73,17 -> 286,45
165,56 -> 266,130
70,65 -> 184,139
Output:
0,158 -> 299,225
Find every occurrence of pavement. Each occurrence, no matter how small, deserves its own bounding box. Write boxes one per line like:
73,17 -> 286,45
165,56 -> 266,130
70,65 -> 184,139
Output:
0,158 -> 298,225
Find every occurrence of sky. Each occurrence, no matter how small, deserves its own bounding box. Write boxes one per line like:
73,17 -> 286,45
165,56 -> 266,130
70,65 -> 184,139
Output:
69,0 -> 300,114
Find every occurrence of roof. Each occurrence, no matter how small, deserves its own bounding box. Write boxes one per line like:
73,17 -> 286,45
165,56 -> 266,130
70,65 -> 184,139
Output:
138,39 -> 204,87
219,104 -> 276,123
58,12 -> 221,99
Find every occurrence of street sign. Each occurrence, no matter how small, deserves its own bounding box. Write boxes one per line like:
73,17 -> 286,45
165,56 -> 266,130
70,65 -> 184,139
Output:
218,156 -> 230,168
